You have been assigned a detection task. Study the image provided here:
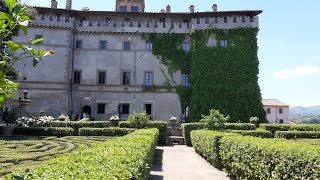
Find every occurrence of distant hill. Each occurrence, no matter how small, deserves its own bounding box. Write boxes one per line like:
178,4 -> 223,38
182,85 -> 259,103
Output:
290,106 -> 320,116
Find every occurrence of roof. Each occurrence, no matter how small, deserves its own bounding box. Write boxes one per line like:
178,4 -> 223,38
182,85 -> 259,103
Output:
33,7 -> 263,17
262,99 -> 290,107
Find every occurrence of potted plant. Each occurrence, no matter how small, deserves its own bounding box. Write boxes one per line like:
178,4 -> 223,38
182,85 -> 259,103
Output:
169,116 -> 177,125
0,107 -> 19,136
110,114 -> 120,127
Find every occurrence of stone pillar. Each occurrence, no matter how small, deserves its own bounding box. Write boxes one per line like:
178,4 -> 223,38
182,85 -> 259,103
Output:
19,90 -> 31,118
51,0 -> 57,9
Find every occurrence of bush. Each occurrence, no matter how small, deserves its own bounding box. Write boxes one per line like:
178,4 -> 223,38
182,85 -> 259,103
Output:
38,121 -> 110,135
227,129 -> 273,138
260,124 -> 320,134
275,131 -> 320,139
119,121 -> 168,145
225,123 -> 256,130
78,128 -> 134,136
200,109 -> 229,130
127,112 -> 150,128
10,129 -> 159,180
181,123 -> 206,146
191,130 -> 320,179
0,107 -> 18,125
13,127 -> 74,137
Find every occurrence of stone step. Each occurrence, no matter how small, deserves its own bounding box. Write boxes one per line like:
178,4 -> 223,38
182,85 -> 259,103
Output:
168,136 -> 185,145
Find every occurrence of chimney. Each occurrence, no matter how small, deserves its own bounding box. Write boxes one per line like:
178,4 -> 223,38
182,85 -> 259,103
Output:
160,9 -> 165,13
66,0 -> 72,10
51,0 -> 57,9
166,5 -> 171,13
82,7 -> 89,11
189,5 -> 195,13
212,4 -> 218,12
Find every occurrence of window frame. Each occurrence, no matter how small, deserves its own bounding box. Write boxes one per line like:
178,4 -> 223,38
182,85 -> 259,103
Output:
220,40 -> 228,47
182,42 -> 190,52
122,71 -> 131,85
75,40 -> 83,49
73,70 -> 81,84
97,103 -> 106,114
123,41 -> 131,50
99,40 -> 107,49
279,108 -> 283,114
267,108 -> 271,114
119,5 -> 127,12
146,41 -> 153,51
120,103 -> 130,115
98,70 -> 106,85
131,6 -> 139,12
145,71 -> 154,87
182,73 -> 190,87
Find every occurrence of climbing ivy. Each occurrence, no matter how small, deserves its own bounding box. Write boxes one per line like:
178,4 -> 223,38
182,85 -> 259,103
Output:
142,27 -> 267,123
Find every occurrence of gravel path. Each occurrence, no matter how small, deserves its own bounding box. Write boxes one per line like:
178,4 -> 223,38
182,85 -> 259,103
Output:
149,145 -> 231,180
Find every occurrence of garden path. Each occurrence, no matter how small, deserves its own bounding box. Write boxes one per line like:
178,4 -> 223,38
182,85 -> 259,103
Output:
149,145 -> 230,180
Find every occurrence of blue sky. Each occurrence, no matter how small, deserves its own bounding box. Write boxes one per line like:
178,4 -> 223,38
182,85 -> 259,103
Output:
24,0 -> 320,107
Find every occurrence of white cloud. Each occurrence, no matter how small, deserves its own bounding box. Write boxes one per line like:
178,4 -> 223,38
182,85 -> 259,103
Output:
273,65 -> 320,79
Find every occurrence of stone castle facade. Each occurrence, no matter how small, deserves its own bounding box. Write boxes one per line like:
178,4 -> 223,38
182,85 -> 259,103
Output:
10,0 -> 261,122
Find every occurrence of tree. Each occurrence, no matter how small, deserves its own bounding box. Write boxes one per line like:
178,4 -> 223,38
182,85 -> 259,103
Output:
0,0 -> 54,107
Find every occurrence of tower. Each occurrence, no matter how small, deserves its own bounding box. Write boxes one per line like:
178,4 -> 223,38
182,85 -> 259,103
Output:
66,0 -> 72,10
116,0 -> 145,12
51,0 -> 57,9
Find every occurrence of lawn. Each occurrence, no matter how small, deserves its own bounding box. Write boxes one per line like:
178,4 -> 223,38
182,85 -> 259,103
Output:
0,136 -> 112,178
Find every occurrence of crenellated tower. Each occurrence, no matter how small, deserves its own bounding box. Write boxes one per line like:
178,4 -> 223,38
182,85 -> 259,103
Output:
66,0 -> 72,10
116,0 -> 145,12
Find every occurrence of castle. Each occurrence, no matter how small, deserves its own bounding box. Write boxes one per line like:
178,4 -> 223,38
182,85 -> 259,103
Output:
11,0 -> 262,122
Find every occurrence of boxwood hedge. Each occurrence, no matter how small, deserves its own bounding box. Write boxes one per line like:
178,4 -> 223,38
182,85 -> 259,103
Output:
260,124 -> 320,134
78,128 -> 134,136
225,123 -> 256,130
9,129 -> 159,180
119,120 -> 167,144
227,129 -> 273,138
275,131 -> 320,139
191,130 -> 320,180
13,127 -> 74,137
38,121 -> 110,135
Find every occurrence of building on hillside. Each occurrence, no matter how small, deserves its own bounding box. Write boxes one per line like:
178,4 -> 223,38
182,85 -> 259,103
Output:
262,99 -> 290,124
8,0 -> 262,122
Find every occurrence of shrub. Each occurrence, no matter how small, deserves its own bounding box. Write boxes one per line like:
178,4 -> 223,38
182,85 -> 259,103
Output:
128,112 -> 150,128
10,129 -> 159,180
38,121 -> 110,135
260,124 -> 291,134
200,109 -> 229,130
13,127 -> 74,137
225,123 -> 256,130
78,128 -> 134,136
260,124 -> 320,134
0,107 -> 18,125
228,129 -> 273,138
119,121 -> 168,145
181,123 -> 206,146
275,131 -> 320,139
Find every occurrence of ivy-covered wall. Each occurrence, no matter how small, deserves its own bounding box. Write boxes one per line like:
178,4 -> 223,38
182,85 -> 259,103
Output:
143,27 -> 267,123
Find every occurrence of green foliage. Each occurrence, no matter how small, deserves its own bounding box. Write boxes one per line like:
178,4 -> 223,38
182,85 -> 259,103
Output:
0,107 -> 18,125
0,0 -> 54,106
127,112 -> 150,129
119,120 -> 168,144
78,128 -> 134,136
9,129 -> 159,180
224,123 -> 256,130
191,130 -> 320,179
38,121 -> 110,135
275,131 -> 320,139
260,124 -> 320,134
200,109 -> 229,130
227,129 -> 273,138
181,123 -> 206,146
13,127 -> 74,137
190,28 -> 267,123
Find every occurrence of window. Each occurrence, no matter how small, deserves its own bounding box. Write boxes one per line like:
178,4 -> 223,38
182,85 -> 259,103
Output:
214,17 -> 218,23
74,71 -> 81,84
75,40 -> 83,49
144,104 -> 152,119
120,104 -> 130,115
57,14 -> 61,22
35,35 -> 43,44
279,108 -> 283,114
145,72 -> 153,86
182,42 -> 190,52
233,17 -> 237,23
242,16 -> 246,22
79,17 -> 86,26
124,41 -> 130,50
279,119 -> 284,124
98,71 -> 106,84
97,104 -> 105,114
220,40 -> 228,47
122,72 -> 130,85
119,5 -> 127,12
250,16 -> 254,22
131,6 -> 139,12
182,73 -> 189,87
197,18 -> 200,24
224,17 -> 228,23
41,14 -> 45,20
146,41 -> 153,51
205,17 -> 209,24
183,105 -> 190,119
99,41 -> 107,49
267,108 -> 271,114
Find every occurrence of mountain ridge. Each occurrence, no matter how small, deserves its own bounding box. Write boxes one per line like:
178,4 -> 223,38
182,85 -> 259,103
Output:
290,105 -> 320,116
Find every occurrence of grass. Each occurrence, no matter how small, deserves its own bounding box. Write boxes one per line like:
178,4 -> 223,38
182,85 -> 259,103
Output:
289,138 -> 320,146
0,136 -> 112,178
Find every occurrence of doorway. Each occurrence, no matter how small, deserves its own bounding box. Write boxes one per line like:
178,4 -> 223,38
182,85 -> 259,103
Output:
82,105 -> 92,118
144,103 -> 153,120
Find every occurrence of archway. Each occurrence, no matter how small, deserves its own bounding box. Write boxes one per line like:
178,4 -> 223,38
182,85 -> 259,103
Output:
82,105 -> 92,118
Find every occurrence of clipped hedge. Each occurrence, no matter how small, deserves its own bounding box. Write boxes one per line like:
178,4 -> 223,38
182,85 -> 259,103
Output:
181,123 -> 206,146
225,123 -> 256,130
191,130 -> 320,179
260,124 -> 320,134
13,127 -> 74,137
275,131 -> 320,139
78,128 -> 134,136
228,129 -> 273,138
119,120 -> 168,144
39,121 -> 110,135
9,129 -> 159,180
